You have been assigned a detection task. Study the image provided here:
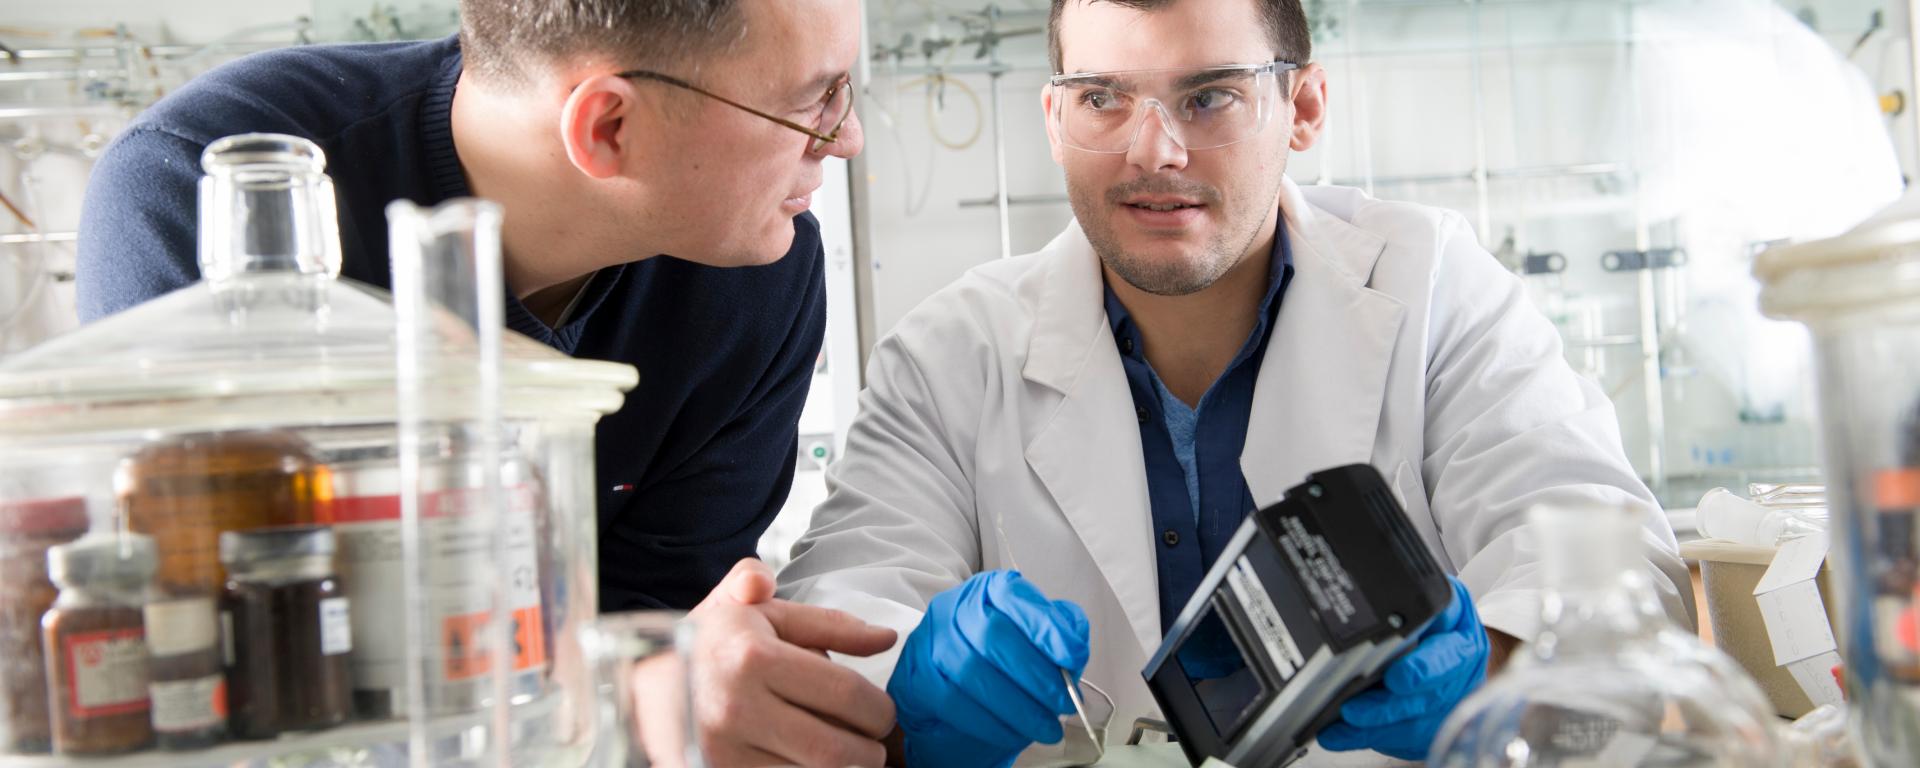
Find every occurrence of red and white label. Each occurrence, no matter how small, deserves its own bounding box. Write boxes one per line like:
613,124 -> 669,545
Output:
64,629 -> 150,718
326,459 -> 547,694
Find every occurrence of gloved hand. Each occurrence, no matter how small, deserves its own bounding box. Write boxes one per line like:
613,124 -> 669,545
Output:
887,570 -> 1092,768
1318,575 -> 1489,761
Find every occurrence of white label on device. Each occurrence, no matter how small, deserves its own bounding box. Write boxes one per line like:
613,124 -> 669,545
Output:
1226,556 -> 1305,680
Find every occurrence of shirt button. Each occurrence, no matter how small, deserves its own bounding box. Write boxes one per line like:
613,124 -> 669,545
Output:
1162,529 -> 1180,547
1120,337 -> 1135,355
1136,406 -> 1150,423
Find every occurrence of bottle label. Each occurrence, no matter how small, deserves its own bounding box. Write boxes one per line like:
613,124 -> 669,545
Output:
329,463 -> 547,692
319,597 -> 353,656
151,674 -> 226,732
64,628 -> 150,718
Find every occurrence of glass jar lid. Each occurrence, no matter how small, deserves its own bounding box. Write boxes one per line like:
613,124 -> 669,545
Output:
1758,188 -> 1920,322
0,135 -> 635,439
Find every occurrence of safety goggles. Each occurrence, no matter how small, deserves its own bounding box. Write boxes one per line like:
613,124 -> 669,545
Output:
1048,61 -> 1299,154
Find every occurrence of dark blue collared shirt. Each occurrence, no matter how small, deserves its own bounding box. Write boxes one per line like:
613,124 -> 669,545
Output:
1103,218 -> 1294,631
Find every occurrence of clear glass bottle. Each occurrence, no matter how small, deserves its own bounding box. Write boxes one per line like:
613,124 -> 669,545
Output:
1429,504 -> 1780,767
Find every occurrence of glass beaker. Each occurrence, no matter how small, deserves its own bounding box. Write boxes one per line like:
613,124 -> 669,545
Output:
1759,194 -> 1920,763
587,612 -> 700,768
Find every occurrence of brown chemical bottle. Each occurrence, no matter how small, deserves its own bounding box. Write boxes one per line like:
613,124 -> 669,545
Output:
118,431 -> 331,596
0,497 -> 89,754
221,525 -> 352,739
41,534 -> 157,756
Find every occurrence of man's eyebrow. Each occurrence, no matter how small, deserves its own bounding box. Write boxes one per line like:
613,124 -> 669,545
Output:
1057,67 -> 1260,91
1060,73 -> 1125,89
1173,68 -> 1256,91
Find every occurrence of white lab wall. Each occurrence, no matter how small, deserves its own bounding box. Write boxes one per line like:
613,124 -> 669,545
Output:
861,29 -> 1067,336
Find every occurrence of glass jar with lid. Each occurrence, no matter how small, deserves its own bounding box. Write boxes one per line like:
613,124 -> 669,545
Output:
0,133 -> 639,766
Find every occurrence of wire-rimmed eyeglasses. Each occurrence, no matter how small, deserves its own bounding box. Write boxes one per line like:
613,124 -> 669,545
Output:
617,69 -> 854,153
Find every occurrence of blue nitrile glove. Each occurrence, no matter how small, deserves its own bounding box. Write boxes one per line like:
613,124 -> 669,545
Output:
1318,575 -> 1489,761
887,570 -> 1092,768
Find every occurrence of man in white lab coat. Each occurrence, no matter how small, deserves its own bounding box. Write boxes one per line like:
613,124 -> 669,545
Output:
780,0 -> 1691,765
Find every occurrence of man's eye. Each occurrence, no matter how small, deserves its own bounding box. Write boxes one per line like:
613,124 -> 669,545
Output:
1190,89 -> 1238,111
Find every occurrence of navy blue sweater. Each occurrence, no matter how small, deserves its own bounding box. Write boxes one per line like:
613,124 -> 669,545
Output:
76,36 -> 827,612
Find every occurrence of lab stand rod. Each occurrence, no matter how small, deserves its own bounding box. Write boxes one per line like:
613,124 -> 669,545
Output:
987,22 -> 1013,259
0,231 -> 77,246
1328,163 -> 1621,188
1468,0 -> 1492,239
1,40 -> 284,62
958,193 -> 1067,208
991,73 -> 1012,260
1562,334 -> 1643,348
0,105 -> 131,120
955,161 -> 1622,209
0,70 -> 118,84
868,61 -> 1040,78
1909,0 -> 1920,157
1623,28 -> 1666,500
848,0 -> 882,382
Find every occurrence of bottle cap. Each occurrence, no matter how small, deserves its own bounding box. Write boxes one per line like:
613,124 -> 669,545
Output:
219,525 -> 335,569
47,533 -> 157,589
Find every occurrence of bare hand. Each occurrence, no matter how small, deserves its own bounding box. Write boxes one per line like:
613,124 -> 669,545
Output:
675,559 -> 898,767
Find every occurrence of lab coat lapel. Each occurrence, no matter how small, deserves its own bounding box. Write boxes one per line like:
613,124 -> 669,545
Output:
1022,223 -> 1164,659
1242,179 -> 1407,506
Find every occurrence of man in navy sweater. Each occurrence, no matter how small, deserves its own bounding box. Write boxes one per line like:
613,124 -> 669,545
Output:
76,1 -> 895,765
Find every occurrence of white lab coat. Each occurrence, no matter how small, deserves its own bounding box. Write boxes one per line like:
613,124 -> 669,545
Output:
777,178 -> 1690,762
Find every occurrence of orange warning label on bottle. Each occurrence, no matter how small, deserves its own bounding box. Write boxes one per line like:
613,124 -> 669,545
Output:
441,606 -> 547,681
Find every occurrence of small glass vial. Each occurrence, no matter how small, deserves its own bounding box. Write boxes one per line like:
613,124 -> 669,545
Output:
144,596 -> 224,750
41,533 -> 156,756
220,525 -> 351,739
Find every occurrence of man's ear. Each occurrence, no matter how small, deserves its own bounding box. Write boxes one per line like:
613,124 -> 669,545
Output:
1041,84 -> 1066,166
560,74 -> 638,179
1288,63 -> 1329,152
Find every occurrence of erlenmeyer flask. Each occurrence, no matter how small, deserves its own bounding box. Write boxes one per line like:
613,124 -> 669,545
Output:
1429,505 -> 1779,767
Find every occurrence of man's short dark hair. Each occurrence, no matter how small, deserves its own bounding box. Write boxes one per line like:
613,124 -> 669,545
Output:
461,0 -> 747,84
1047,0 -> 1311,73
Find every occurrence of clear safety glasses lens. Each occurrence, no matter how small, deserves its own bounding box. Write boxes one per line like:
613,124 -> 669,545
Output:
1050,62 -> 1293,154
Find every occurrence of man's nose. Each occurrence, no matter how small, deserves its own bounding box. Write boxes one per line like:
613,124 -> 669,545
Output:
1125,100 -> 1189,173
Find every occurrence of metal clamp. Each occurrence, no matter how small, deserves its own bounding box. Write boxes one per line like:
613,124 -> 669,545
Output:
1600,248 -> 1689,272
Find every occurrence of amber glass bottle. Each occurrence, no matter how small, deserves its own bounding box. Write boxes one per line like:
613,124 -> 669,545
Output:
221,526 -> 352,738
42,534 -> 156,756
118,431 -> 331,595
